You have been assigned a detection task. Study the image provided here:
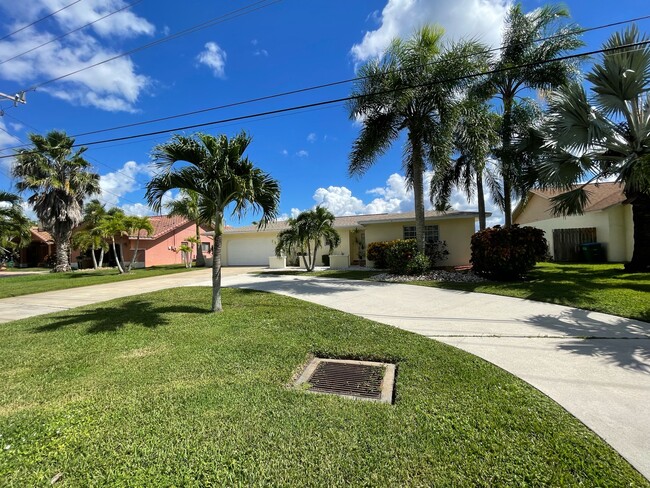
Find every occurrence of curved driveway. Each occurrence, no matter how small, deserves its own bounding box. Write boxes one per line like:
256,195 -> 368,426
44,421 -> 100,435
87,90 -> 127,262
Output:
217,272 -> 650,480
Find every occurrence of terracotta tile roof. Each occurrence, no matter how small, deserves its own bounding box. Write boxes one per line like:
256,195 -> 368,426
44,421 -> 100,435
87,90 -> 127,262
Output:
133,215 -> 191,239
528,182 -> 626,212
30,227 -> 54,243
224,210 -> 482,234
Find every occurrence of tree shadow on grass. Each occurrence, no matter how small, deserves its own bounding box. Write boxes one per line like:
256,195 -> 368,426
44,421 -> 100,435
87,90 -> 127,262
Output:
525,308 -> 650,373
32,299 -> 207,334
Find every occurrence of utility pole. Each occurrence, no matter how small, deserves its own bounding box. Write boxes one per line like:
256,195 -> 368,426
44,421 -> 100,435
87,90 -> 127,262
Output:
0,91 -> 26,106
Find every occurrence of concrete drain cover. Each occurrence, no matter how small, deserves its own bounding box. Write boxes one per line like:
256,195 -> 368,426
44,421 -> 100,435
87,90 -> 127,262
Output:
295,358 -> 395,404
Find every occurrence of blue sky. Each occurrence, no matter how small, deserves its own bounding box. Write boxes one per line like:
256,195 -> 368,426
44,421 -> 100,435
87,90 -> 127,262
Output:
0,0 -> 647,227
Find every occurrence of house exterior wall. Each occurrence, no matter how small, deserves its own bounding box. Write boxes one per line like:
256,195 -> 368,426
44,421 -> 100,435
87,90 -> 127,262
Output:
221,231 -> 278,266
520,208 -> 633,262
516,195 -> 554,224
364,217 -> 476,267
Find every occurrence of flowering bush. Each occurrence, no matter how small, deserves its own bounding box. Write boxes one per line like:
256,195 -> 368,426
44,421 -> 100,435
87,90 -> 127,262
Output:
471,225 -> 548,280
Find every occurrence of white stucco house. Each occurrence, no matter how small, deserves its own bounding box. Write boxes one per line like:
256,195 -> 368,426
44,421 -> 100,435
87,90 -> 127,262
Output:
513,182 -> 632,262
219,210 -> 484,268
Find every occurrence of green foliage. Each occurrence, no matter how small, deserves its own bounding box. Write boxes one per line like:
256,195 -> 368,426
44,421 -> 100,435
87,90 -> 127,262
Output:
367,240 -> 392,268
385,239 -> 418,274
471,225 -> 548,280
405,252 -> 431,275
0,191 -> 31,258
369,239 -> 449,272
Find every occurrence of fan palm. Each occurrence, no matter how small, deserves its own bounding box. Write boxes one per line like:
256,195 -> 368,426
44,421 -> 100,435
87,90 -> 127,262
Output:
0,191 -> 31,258
13,130 -> 100,272
486,3 -> 583,226
275,206 -> 341,271
349,25 -> 488,252
166,189 -> 208,266
146,131 -> 280,312
539,25 -> 650,271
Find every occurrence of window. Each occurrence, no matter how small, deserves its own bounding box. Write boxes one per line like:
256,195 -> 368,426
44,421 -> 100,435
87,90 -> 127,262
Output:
201,242 -> 211,253
403,225 -> 439,242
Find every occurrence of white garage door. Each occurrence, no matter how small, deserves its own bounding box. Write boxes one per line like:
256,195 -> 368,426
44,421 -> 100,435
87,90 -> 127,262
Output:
226,237 -> 277,266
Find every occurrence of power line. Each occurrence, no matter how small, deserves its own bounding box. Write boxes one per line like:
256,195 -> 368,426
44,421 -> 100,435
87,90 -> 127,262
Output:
0,0 -> 83,42
59,13 -> 650,141
0,0 -> 146,66
23,0 -> 282,92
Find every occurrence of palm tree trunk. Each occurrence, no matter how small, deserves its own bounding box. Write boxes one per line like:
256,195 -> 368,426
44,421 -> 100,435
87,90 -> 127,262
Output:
91,243 -> 98,270
212,220 -> 223,312
502,95 -> 514,228
476,171 -> 487,231
112,238 -> 124,274
53,226 -> 72,272
409,132 -> 426,253
625,193 -> 650,272
98,248 -> 104,268
127,237 -> 141,272
195,223 -> 205,267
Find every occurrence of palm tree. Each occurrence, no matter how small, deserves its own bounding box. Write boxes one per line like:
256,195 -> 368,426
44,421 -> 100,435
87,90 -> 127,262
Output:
430,101 -> 501,230
275,207 -> 341,271
125,215 -> 153,272
146,131 -> 280,312
0,191 -> 31,260
98,209 -> 128,274
349,25 -> 488,252
485,3 -> 583,226
539,26 -> 650,272
13,130 -> 100,272
77,199 -> 108,269
166,189 -> 207,266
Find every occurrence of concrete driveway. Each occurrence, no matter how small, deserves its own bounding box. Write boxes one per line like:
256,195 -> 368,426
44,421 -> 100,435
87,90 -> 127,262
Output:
216,272 -> 650,480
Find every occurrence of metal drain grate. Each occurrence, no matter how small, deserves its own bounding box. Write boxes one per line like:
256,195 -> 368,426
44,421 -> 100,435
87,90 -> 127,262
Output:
295,358 -> 395,404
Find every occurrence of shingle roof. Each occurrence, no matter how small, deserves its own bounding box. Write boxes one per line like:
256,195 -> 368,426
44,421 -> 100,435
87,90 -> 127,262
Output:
30,227 -> 54,243
523,182 -> 626,214
224,210 -> 481,234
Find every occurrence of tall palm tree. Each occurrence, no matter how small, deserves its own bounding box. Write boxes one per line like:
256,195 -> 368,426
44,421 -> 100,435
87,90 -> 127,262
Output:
275,206 -> 341,271
349,25 -> 488,252
146,131 -> 280,312
0,191 -> 31,259
486,3 -> 583,226
166,189 -> 207,266
13,130 -> 100,272
430,101 -> 501,230
125,215 -> 154,272
539,26 -> 650,272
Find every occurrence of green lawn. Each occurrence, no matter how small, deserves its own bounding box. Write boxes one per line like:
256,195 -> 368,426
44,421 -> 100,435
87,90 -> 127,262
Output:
0,265 -> 205,299
1,288 -> 646,486
279,263 -> 650,322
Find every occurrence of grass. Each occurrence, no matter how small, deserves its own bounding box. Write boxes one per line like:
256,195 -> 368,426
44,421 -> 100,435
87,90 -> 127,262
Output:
1,288 -> 647,486
0,265 -> 205,299
274,263 -> 650,322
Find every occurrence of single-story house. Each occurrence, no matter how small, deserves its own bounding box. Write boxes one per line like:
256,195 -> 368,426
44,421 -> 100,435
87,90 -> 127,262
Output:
73,215 -> 213,268
220,210 -> 483,268
15,227 -> 55,267
513,182 -> 632,262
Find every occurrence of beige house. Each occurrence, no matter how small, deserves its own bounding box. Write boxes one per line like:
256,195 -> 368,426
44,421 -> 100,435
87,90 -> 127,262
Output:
220,210 -> 482,268
513,182 -> 632,262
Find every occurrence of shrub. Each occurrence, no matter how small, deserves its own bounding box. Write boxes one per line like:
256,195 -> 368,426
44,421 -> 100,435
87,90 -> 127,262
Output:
385,239 -> 418,274
471,225 -> 548,280
425,240 -> 449,267
405,252 -> 431,275
367,241 -> 392,268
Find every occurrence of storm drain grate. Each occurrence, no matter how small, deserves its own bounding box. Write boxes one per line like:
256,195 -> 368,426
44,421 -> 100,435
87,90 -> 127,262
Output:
295,358 -> 395,404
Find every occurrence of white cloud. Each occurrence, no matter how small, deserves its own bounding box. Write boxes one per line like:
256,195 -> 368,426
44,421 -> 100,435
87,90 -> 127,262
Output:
295,150 -> 309,158
254,49 -> 268,57
307,132 -> 317,143
121,203 -> 154,216
351,0 -> 510,62
0,1 -> 154,112
98,160 -> 152,207
0,119 -> 20,171
281,149 -> 288,156
197,42 -> 227,78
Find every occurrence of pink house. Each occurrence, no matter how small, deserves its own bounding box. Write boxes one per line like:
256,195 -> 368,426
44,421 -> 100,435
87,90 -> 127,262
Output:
74,215 -> 213,269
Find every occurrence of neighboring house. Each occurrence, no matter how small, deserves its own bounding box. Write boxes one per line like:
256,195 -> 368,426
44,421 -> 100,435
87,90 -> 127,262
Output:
73,215 -> 213,268
513,182 -> 632,262
15,227 -> 55,267
220,210 -> 483,268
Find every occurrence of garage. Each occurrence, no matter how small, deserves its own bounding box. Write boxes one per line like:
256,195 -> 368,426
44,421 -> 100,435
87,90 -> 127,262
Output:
225,237 -> 277,266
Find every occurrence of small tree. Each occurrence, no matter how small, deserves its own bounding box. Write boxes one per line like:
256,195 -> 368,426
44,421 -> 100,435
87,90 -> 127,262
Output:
0,191 -> 31,264
125,216 -> 153,272
275,207 -> 340,271
98,209 -> 128,274
71,229 -> 107,269
166,190 -> 208,267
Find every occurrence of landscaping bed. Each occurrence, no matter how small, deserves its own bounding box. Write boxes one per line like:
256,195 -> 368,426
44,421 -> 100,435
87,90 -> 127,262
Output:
0,287 -> 646,486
